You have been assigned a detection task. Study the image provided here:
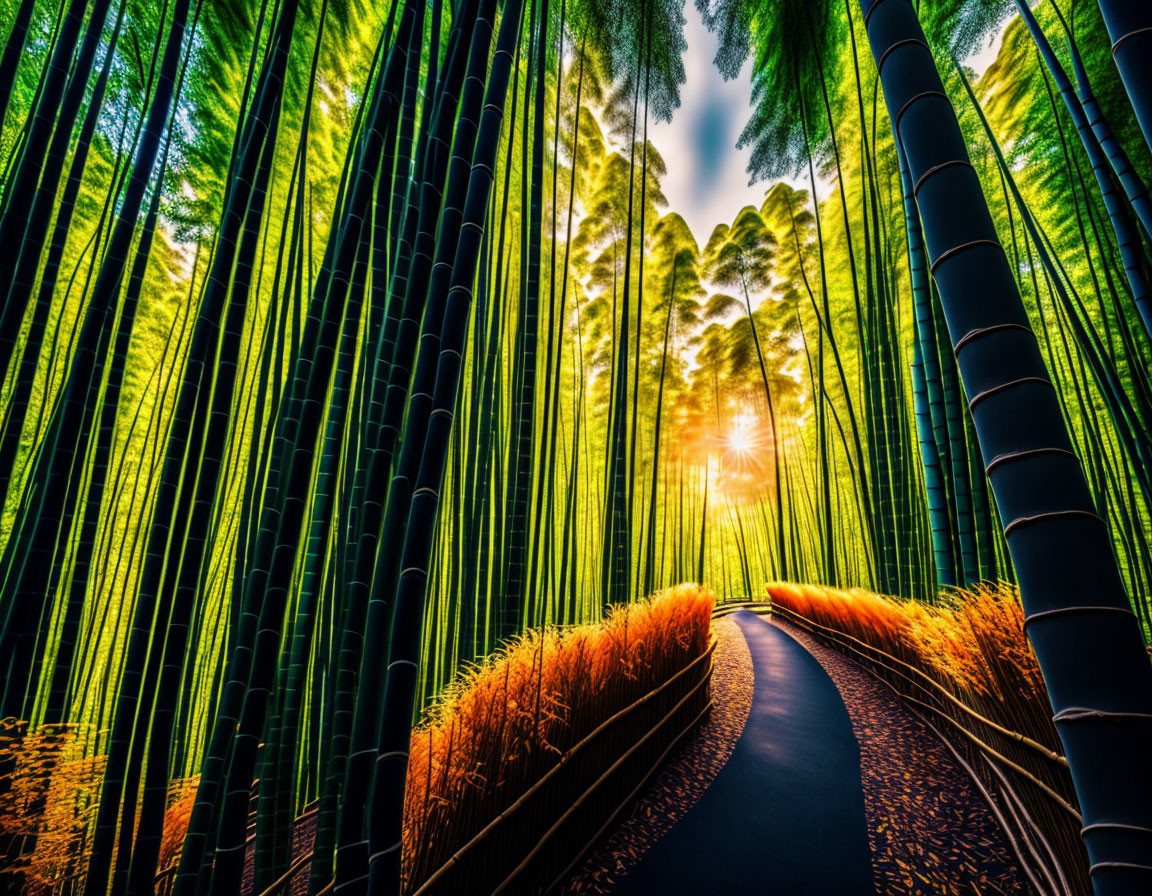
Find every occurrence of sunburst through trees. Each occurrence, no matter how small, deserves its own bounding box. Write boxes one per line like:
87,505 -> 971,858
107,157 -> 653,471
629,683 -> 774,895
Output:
1,0 -> 1151,892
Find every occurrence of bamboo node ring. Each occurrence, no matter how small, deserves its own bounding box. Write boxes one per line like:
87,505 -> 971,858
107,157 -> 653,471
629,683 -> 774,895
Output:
895,91 -> 951,135
1112,27 -> 1152,56
929,238 -> 1001,274
877,38 -> 930,75
953,322 -> 1034,355
1082,823 -> 1152,836
862,0 -> 895,28
913,159 -> 973,196
968,375 -> 1053,410
369,843 -> 402,862
1024,605 -> 1134,630
1054,707 -> 1152,723
985,447 -> 1079,475
1003,508 -> 1104,537
1089,861 -> 1152,876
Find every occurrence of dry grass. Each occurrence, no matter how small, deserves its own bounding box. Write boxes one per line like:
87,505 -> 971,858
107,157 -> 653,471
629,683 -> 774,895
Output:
0,718 -> 200,895
765,582 -> 1055,747
1,587 -> 713,895
402,583 -> 715,891
157,775 -> 200,877
0,720 -> 103,895
767,581 -> 1089,892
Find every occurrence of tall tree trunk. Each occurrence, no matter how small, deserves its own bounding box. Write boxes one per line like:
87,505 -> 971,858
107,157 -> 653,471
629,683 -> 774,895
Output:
897,140 -> 954,588
1015,0 -> 1152,342
862,2 -> 1152,892
602,19 -> 644,606
644,264 -> 678,596
0,0 -> 35,136
0,0 -> 112,327
364,2 -> 525,890
1095,1 -> 1152,155
506,0 -> 549,633
1055,9 -> 1152,240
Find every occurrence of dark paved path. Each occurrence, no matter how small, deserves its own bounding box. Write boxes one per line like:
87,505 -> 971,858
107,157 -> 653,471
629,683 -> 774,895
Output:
611,610 -> 874,894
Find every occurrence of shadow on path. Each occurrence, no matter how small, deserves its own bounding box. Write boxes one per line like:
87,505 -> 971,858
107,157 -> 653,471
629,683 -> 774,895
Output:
611,610 -> 874,894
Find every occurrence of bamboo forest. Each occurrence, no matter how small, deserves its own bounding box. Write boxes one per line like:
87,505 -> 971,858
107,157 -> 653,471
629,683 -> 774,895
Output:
2,0 -> 1152,893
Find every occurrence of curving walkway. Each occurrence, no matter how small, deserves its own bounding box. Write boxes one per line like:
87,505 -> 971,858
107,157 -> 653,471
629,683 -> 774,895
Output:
611,610 -> 875,894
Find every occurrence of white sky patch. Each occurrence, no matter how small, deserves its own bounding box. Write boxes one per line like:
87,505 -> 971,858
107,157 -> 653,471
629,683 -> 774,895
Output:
964,20 -> 1009,80
649,2 -> 763,246
650,6 -> 1012,247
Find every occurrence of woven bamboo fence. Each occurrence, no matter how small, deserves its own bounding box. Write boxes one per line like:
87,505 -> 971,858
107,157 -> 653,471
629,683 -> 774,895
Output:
765,600 -> 1087,896
194,642 -> 714,896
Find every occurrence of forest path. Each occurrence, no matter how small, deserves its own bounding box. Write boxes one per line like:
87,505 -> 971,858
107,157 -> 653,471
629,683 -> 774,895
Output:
610,609 -> 875,894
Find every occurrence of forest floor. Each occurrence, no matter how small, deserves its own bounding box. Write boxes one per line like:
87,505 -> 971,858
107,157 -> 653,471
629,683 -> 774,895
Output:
242,611 -> 1030,895
558,615 -> 757,894
562,611 -> 1031,896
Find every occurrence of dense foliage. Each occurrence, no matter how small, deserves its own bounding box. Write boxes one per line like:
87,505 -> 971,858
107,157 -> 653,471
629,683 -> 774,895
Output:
1,0 -> 1150,892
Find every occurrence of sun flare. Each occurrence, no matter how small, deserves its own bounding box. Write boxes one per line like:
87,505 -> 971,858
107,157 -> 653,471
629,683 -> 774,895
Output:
727,426 -> 752,455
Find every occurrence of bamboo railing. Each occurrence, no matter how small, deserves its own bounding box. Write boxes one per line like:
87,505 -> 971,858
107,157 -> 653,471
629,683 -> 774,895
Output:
761,599 -> 1088,896
192,601 -> 1144,896
195,643 -> 714,896
410,641 -> 714,896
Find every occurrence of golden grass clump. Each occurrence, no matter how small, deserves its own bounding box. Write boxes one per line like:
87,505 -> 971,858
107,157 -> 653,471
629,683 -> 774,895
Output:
0,720 -> 199,895
402,583 -> 714,891
766,581 -> 1056,749
766,581 -> 1091,892
0,720 -> 104,895
157,775 -> 200,877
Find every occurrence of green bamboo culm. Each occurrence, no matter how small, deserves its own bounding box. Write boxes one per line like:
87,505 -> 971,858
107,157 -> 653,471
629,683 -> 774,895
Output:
365,1 -> 527,891
1095,1 -> 1152,156
860,2 -> 1152,891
